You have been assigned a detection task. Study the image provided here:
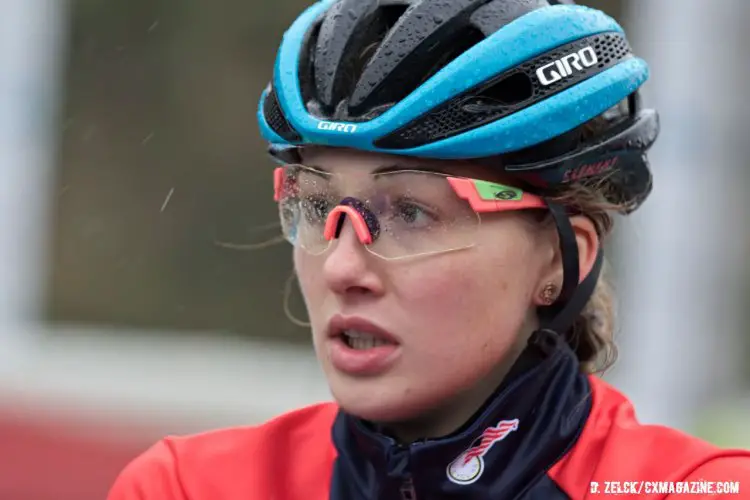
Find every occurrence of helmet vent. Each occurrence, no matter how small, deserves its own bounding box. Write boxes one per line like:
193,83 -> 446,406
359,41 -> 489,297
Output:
263,88 -> 302,142
461,72 -> 534,111
347,0 -> 492,117
380,4 -> 410,29
416,25 -> 486,90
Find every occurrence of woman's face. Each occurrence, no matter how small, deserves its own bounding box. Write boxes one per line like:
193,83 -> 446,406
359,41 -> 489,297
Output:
292,148 -> 563,429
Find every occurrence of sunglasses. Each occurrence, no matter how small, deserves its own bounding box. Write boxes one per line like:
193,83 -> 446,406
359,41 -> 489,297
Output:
273,164 -> 547,260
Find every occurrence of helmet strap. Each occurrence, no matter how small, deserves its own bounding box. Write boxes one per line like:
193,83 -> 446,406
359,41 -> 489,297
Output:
538,201 -> 603,335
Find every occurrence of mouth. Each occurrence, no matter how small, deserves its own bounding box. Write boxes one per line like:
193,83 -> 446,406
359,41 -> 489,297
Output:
328,315 -> 400,350
341,330 -> 394,350
326,315 -> 401,375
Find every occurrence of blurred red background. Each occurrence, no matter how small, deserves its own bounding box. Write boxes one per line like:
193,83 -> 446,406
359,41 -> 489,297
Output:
0,396 -> 155,500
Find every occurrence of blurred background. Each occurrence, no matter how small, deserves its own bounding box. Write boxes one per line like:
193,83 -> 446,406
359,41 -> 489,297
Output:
1,0 -> 749,498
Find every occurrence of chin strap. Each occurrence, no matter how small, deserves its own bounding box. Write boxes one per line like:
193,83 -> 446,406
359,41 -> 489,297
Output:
538,201 -> 604,336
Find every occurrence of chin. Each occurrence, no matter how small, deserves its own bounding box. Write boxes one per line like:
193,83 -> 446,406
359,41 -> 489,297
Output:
327,373 -> 442,424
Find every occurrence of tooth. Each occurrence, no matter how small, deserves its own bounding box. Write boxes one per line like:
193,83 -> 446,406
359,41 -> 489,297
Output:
342,329 -> 392,349
344,329 -> 369,339
348,336 -> 389,350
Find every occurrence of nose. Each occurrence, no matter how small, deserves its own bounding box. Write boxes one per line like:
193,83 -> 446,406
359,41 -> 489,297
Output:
322,218 -> 385,297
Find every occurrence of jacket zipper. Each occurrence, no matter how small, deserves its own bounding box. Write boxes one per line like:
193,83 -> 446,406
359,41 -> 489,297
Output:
400,476 -> 417,500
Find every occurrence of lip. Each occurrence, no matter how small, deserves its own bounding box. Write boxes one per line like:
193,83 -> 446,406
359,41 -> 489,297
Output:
326,315 -> 401,376
327,315 -> 401,344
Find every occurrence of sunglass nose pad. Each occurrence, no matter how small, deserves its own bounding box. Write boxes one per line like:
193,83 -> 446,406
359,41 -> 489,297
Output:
323,197 -> 381,245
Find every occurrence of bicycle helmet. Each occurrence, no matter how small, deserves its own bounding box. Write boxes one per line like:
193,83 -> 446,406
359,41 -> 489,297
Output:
257,0 -> 660,336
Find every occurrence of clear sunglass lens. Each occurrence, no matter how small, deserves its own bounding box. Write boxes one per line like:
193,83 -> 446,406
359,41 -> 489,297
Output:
276,166 -> 480,259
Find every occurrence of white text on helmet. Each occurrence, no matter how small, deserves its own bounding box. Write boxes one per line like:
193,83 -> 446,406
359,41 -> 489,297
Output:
535,46 -> 598,86
317,121 -> 358,133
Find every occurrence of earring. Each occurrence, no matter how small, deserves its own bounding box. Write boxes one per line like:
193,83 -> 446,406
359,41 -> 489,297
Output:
540,282 -> 558,306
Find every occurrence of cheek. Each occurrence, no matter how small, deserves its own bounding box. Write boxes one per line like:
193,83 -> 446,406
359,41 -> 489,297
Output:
293,250 -> 331,355
292,249 -> 321,309
397,247 -> 535,319
393,243 -> 541,360
395,259 -> 505,319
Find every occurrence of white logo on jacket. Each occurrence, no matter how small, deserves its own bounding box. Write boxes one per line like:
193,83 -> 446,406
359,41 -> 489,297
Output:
446,419 -> 520,485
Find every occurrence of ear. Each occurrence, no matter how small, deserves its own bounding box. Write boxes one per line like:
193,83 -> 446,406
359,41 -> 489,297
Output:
534,215 -> 600,305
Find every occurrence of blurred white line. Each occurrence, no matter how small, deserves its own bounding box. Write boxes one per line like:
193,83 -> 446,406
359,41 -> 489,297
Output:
160,187 -> 175,212
0,325 -> 332,436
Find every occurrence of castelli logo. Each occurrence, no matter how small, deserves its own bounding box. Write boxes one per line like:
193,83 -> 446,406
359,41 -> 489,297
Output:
446,419 -> 520,485
563,157 -> 619,182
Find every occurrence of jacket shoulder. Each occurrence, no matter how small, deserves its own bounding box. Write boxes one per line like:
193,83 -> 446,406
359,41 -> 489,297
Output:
107,402 -> 339,500
676,455 -> 750,498
549,376 -> 750,498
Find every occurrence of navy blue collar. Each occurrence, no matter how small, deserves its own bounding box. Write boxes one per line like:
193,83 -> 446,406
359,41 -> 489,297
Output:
329,330 -> 592,499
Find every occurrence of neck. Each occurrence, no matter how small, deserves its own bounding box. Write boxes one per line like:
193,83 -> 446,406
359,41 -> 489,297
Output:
379,354 -> 520,443
379,320 -> 537,443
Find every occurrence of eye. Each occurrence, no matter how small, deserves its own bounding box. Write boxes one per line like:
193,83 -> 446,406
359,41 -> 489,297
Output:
301,195 -> 332,224
393,199 -> 436,227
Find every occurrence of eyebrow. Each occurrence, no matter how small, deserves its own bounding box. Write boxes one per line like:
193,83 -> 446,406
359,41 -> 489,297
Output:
305,163 -> 449,176
374,164 -> 449,175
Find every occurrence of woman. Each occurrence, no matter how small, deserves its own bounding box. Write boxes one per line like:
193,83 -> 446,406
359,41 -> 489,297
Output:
108,0 -> 750,498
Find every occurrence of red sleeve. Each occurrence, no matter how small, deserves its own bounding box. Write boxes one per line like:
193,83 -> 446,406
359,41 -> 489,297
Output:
106,440 -> 187,500
104,404 -> 338,500
666,456 -> 750,499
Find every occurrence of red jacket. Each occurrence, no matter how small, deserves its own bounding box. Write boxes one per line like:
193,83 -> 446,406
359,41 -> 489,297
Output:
108,335 -> 750,499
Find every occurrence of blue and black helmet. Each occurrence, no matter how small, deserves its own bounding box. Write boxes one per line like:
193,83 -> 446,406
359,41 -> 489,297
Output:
258,0 -> 659,212
258,0 -> 661,334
